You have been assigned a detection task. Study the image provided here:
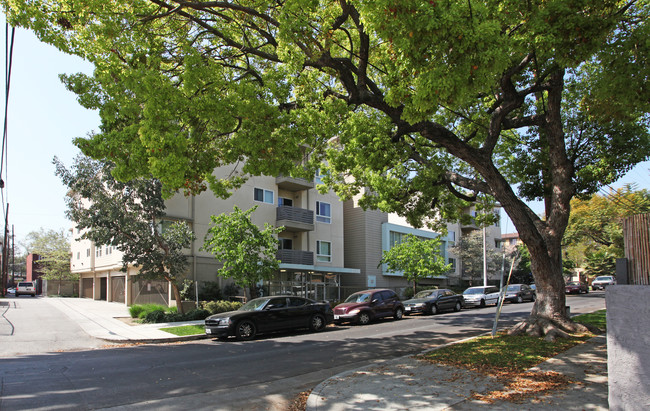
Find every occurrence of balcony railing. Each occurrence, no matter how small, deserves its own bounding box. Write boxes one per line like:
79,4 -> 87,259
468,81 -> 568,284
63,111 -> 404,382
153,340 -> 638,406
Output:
275,175 -> 314,191
277,249 -> 314,265
276,206 -> 314,232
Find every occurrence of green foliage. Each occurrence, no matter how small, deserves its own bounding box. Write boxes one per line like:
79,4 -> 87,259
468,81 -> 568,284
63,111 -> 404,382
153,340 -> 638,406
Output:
573,310 -> 607,331
199,281 -> 223,301
24,228 -> 77,283
160,324 -> 206,336
381,235 -> 451,290
202,206 -> 283,296
130,303 -> 211,323
129,303 -> 168,319
584,250 -> 617,278
54,154 -> 195,313
200,300 -> 243,315
6,0 -> 650,323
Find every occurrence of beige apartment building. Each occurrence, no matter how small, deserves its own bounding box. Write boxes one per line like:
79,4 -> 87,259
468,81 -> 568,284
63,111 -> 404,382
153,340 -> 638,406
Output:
70,167 -> 502,306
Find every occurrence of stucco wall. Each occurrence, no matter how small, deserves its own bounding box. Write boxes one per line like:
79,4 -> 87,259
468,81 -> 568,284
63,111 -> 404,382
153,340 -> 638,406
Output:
606,285 -> 650,410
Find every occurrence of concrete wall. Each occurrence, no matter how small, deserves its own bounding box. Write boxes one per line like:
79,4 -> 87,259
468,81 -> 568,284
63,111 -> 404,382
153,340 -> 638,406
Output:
606,285 -> 650,410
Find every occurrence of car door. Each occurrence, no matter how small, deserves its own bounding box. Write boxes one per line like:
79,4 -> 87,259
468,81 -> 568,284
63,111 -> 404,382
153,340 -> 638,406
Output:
258,297 -> 291,332
485,287 -> 500,305
437,290 -> 453,311
287,297 -> 313,328
521,285 -> 533,300
370,291 -> 390,318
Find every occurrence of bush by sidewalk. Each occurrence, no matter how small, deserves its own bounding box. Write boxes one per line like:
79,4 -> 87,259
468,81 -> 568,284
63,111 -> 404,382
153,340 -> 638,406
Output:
129,300 -> 243,323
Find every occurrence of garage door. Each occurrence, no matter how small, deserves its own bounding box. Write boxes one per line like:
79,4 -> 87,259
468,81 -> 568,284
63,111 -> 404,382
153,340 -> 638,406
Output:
82,278 -> 93,299
111,276 -> 125,303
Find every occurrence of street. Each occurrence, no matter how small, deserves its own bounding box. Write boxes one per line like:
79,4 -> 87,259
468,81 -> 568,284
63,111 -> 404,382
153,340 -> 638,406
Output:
0,293 -> 606,410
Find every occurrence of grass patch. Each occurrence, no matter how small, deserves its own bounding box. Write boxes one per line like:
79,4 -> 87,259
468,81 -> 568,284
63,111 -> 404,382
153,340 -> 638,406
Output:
160,324 -> 206,336
422,309 -> 606,374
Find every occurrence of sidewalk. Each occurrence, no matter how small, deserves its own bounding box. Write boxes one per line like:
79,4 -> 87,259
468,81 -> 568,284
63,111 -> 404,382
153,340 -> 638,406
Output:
45,297 -> 208,343
306,334 -> 609,410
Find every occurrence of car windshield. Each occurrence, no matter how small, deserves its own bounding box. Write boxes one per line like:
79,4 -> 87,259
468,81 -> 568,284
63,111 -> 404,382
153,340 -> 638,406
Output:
567,282 -> 579,286
414,290 -> 437,299
344,292 -> 372,303
506,285 -> 519,291
238,298 -> 271,311
463,288 -> 484,295
595,276 -> 612,281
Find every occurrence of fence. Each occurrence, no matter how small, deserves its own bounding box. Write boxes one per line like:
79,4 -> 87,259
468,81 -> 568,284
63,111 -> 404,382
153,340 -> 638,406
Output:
623,213 -> 650,285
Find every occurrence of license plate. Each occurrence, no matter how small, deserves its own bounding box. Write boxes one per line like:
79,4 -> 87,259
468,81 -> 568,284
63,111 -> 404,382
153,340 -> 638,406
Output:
334,315 -> 339,320
405,307 -> 411,311
205,329 -> 212,334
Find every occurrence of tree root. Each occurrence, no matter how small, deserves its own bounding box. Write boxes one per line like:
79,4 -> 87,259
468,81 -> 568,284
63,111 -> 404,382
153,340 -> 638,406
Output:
507,316 -> 600,342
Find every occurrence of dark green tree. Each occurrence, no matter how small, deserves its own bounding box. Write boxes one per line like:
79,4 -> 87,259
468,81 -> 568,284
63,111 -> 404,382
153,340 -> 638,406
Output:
7,0 -> 649,338
54,155 -> 195,313
449,230 -> 502,286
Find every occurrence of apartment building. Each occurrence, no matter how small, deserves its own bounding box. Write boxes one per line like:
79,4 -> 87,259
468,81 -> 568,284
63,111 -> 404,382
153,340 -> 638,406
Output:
343,197 -> 503,293
70,167 -> 360,306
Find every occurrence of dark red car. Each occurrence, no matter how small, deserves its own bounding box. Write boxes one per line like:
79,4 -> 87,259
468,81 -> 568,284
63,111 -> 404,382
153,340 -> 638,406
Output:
565,281 -> 589,294
333,289 -> 404,325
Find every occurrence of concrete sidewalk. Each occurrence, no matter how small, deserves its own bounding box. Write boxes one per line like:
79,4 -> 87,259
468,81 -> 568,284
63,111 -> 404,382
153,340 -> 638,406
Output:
306,334 -> 609,410
45,297 -> 208,343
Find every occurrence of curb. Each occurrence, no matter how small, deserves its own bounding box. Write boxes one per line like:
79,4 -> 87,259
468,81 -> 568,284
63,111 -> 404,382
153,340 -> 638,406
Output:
100,333 -> 210,344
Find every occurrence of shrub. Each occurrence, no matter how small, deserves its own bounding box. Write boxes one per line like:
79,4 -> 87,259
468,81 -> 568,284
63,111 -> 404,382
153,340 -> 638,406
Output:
201,300 -> 243,315
184,309 -> 210,321
143,309 -> 166,323
199,281 -> 222,301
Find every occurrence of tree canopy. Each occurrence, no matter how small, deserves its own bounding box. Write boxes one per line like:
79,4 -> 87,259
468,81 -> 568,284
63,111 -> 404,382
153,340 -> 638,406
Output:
6,0 -> 648,338
54,155 -> 195,313
202,206 -> 283,299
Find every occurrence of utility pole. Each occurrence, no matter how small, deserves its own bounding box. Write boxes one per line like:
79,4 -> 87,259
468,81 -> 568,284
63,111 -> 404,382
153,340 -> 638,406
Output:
482,225 -> 488,287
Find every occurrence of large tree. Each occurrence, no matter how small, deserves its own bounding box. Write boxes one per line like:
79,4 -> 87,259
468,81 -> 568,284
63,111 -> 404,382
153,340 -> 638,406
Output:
449,230 -> 502,286
54,155 -> 195,313
5,1 -> 649,338
24,228 -> 77,295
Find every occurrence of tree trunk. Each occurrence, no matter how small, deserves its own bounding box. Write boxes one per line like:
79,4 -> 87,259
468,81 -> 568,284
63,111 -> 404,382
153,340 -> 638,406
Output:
170,281 -> 185,315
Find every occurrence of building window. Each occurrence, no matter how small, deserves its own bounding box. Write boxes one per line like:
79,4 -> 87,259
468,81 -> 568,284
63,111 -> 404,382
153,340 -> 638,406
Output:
316,241 -> 332,262
278,197 -> 293,207
389,231 -> 406,247
96,248 -> 102,257
77,252 -> 80,260
316,201 -> 331,223
86,249 -> 90,257
106,246 -> 111,255
314,169 -> 323,185
279,238 -> 293,250
448,258 -> 456,272
254,187 -> 274,204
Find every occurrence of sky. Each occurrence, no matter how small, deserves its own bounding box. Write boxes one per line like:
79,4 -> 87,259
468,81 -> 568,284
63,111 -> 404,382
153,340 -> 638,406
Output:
1,20 -> 648,248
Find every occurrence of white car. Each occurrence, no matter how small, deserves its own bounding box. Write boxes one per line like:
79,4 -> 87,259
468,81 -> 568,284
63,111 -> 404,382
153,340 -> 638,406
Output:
15,281 -> 36,297
591,276 -> 616,290
462,286 -> 500,308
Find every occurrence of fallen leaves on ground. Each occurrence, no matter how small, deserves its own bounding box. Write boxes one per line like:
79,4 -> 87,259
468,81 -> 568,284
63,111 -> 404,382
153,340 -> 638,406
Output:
472,370 -> 572,404
288,389 -> 312,411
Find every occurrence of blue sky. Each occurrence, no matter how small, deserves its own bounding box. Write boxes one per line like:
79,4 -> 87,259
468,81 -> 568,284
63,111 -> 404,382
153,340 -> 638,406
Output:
1,22 -> 648,247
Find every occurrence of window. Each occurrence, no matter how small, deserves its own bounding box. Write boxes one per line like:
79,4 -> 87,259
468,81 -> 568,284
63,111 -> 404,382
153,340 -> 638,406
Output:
316,240 -> 332,262
86,249 -> 90,257
448,258 -> 456,272
279,238 -> 293,250
278,197 -> 293,207
106,246 -> 111,255
96,248 -> 102,257
76,252 -> 80,260
314,169 -> 323,185
254,187 -> 274,204
316,201 -> 331,223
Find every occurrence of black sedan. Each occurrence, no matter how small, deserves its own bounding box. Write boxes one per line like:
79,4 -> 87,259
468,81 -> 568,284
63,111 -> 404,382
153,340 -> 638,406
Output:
403,289 -> 464,315
205,296 -> 333,340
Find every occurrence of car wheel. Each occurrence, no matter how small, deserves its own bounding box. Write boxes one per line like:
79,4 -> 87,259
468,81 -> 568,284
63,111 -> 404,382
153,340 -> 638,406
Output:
394,307 -> 404,320
430,304 -> 438,315
357,311 -> 371,325
454,301 -> 462,312
516,295 -> 523,303
235,320 -> 256,341
309,314 -> 327,332
479,299 -> 486,308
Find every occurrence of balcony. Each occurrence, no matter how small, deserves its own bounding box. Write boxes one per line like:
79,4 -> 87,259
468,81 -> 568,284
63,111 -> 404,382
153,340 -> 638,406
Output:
277,249 -> 314,265
277,206 -> 314,232
275,175 -> 314,191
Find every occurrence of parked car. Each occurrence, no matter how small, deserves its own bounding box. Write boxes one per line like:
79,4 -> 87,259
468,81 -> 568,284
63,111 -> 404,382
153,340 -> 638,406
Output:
333,289 -> 404,325
591,275 -> 616,290
15,281 -> 36,297
565,281 -> 589,294
403,289 -> 463,315
204,295 -> 333,340
502,284 -> 536,303
462,286 -> 500,308
6,287 -> 15,294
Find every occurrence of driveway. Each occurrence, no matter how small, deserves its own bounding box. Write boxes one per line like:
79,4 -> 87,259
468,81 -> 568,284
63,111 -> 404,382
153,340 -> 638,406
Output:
0,297 -> 111,357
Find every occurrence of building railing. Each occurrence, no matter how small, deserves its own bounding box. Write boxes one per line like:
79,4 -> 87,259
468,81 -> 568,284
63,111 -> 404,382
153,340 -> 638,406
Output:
276,206 -> 314,231
276,249 -> 314,265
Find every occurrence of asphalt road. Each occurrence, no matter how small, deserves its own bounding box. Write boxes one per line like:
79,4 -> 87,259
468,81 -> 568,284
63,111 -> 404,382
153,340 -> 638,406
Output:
0,293 -> 606,410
